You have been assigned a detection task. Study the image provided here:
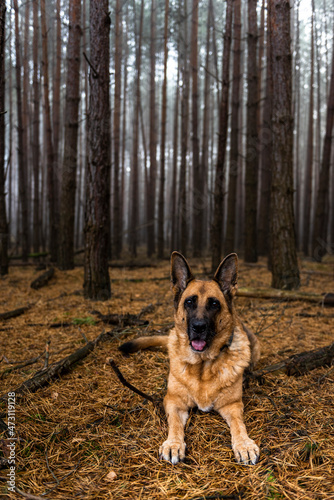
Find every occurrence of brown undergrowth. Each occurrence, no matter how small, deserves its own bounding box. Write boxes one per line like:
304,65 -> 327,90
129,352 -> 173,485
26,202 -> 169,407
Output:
0,255 -> 333,499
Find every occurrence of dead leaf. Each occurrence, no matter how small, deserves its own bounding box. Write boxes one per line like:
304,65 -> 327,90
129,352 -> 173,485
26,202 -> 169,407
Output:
104,470 -> 117,482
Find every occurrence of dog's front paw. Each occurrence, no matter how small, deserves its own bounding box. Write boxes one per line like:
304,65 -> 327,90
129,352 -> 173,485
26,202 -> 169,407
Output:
159,439 -> 186,464
233,438 -> 259,465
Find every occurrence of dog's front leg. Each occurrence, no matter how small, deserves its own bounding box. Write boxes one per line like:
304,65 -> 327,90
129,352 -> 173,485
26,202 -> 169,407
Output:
218,402 -> 259,465
159,394 -> 188,464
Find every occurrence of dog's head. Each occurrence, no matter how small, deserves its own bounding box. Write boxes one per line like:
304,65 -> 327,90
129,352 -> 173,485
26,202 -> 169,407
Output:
171,252 -> 238,353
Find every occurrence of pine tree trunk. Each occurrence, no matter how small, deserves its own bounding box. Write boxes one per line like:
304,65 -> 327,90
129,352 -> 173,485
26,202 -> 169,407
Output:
129,0 -> 144,258
178,0 -> 190,255
14,0 -> 29,261
157,0 -> 169,259
191,0 -> 202,257
84,0 -> 111,300
0,0 -> 8,275
302,1 -> 314,256
269,0 -> 300,290
312,39 -> 334,261
58,0 -> 81,270
211,0 -> 233,271
120,7 -> 128,255
244,0 -> 259,263
113,0 -> 122,259
147,0 -> 157,257
225,0 -> 241,255
41,0 -> 57,262
258,5 -> 272,257
53,0 -> 61,187
32,0 -> 40,253
170,53 -> 180,253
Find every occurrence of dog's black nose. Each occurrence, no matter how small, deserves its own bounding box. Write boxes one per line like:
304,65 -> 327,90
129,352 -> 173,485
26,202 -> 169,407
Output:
191,320 -> 207,334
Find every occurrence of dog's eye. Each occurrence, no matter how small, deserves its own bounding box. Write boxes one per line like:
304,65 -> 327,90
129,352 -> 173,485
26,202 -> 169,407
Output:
184,296 -> 197,307
185,298 -> 193,306
208,298 -> 220,309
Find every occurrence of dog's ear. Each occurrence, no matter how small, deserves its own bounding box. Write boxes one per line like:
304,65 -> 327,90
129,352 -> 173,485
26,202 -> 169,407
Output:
213,253 -> 238,303
171,252 -> 194,306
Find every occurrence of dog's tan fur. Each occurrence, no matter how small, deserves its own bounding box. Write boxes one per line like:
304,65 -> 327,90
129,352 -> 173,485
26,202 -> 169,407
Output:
119,252 -> 260,465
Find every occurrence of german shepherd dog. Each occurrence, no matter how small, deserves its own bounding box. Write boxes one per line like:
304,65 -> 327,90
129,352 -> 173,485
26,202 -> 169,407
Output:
119,252 -> 260,465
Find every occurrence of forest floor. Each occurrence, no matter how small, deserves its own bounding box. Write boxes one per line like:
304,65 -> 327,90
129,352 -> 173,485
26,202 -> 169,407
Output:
0,254 -> 334,500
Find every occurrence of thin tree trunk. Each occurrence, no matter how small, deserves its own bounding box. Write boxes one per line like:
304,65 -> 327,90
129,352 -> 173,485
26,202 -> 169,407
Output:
147,0 -> 157,257
58,0 -> 82,270
84,0 -> 111,300
312,40 -> 334,261
0,0 -> 8,275
244,0 -> 259,263
302,0 -> 314,256
113,0 -> 122,259
53,0 -> 61,189
120,6 -> 128,254
269,0 -> 300,290
157,0 -> 169,259
129,0 -> 144,258
41,0 -> 57,261
32,0 -> 40,253
293,0 -> 301,248
225,0 -> 241,255
211,0 -> 233,271
170,53 -> 180,253
258,5 -> 272,257
191,0 -> 202,257
14,0 -> 29,261
178,0 -> 190,255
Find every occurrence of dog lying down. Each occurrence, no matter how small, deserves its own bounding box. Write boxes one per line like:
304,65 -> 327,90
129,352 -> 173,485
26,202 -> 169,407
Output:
119,252 -> 261,465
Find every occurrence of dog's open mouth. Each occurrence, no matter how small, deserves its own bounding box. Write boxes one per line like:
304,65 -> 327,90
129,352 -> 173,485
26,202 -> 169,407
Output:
191,339 -> 207,352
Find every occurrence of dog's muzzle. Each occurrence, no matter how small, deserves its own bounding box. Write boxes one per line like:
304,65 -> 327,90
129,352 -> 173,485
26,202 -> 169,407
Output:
188,319 -> 210,352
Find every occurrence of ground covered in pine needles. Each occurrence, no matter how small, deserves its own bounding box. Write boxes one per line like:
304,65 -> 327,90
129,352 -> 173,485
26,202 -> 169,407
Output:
0,255 -> 333,500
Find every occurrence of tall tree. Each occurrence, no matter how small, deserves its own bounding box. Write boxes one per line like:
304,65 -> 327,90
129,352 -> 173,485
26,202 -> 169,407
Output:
244,0 -> 259,262
302,0 -> 314,255
178,0 -> 190,255
32,0 -> 40,253
0,0 -> 8,275
191,0 -> 202,257
41,0 -> 57,261
113,0 -> 122,259
312,39 -> 334,261
129,0 -> 144,257
147,0 -> 157,257
84,0 -> 111,300
157,0 -> 169,258
269,0 -> 300,290
53,0 -> 62,187
225,0 -> 241,255
211,0 -> 233,271
14,0 -> 29,261
58,0 -> 82,269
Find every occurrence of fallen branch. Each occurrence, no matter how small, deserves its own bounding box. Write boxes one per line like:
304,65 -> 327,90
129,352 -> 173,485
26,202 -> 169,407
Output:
237,287 -> 333,306
0,330 -> 114,399
14,487 -> 50,500
0,306 -> 30,321
109,359 -> 164,418
0,354 -> 43,379
251,342 -> 334,379
30,267 -> 55,290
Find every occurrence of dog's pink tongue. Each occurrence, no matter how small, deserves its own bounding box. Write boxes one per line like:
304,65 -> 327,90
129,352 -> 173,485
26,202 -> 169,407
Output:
191,340 -> 206,351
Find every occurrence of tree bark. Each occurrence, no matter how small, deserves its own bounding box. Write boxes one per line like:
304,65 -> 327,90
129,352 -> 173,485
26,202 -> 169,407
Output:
0,0 -> 8,275
13,0 -> 29,262
191,0 -> 202,257
302,0 -> 314,256
58,0 -> 82,270
32,0 -> 40,253
84,0 -> 111,300
225,0 -> 241,255
40,0 -> 57,262
312,38 -> 334,261
157,0 -> 169,259
113,0 -> 122,259
211,0 -> 233,271
244,0 -> 259,263
269,0 -> 300,290
129,0 -> 144,258
147,0 -> 157,257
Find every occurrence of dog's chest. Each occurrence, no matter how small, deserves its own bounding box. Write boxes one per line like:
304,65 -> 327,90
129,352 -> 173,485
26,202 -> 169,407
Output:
182,362 -> 221,410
